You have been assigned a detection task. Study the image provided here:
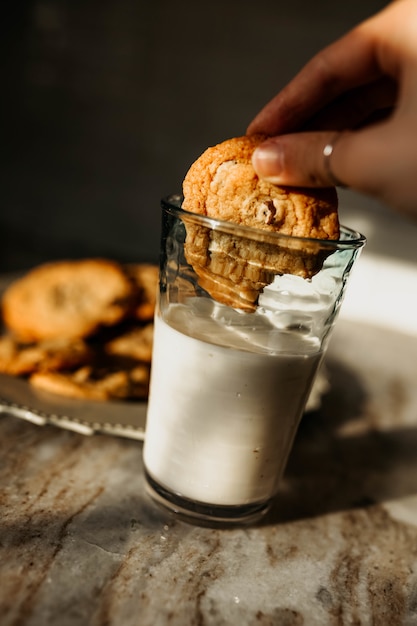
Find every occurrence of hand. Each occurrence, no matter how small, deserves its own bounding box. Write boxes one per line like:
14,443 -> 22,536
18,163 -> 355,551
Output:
247,0 -> 417,216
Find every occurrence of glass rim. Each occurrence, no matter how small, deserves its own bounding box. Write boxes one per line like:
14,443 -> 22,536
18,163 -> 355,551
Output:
161,194 -> 366,251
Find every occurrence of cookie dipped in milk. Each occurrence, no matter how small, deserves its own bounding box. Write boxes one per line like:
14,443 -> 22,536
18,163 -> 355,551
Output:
143,137 -> 365,525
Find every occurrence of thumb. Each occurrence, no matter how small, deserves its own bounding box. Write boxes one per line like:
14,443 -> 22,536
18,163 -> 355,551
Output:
251,124 -> 412,207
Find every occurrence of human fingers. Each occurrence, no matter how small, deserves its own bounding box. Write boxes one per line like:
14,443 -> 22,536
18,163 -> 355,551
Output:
252,120 -> 417,215
247,26 -> 381,136
247,1 -> 408,136
251,132 -> 350,188
301,77 -> 397,132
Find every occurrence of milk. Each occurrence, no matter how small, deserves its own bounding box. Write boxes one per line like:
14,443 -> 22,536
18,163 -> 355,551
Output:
143,303 -> 322,507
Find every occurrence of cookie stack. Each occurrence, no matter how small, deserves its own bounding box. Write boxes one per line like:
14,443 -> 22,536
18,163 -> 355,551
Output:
0,259 -> 158,401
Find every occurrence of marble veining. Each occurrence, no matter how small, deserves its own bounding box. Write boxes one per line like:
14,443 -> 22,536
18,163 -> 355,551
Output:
1,319 -> 417,625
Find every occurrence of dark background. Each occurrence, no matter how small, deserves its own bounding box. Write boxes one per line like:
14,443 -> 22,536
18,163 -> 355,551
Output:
1,0 -> 395,272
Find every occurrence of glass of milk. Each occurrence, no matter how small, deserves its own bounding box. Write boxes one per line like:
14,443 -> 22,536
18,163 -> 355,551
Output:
143,194 -> 365,525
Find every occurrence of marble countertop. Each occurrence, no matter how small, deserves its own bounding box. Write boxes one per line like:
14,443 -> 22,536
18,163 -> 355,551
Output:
2,310 -> 417,625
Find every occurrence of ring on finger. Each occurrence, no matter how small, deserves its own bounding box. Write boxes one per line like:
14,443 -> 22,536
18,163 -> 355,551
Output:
323,134 -> 347,188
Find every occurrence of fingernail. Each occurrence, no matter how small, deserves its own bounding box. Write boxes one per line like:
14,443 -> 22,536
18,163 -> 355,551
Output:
252,142 -> 285,183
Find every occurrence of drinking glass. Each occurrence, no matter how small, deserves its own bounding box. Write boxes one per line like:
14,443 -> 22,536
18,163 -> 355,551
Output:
143,194 -> 366,525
